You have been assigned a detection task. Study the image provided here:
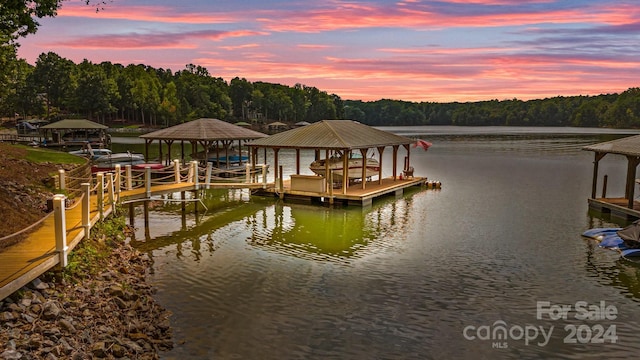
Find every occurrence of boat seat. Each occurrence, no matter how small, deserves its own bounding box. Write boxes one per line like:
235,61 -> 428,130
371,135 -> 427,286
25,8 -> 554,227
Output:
403,166 -> 414,179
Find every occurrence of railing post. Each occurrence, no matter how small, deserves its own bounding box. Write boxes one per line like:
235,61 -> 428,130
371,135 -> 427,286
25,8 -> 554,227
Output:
53,194 -> 68,268
126,165 -> 133,190
145,166 -> 152,198
58,169 -> 66,190
191,161 -> 199,189
174,159 -> 181,183
205,162 -> 212,189
81,183 -> 90,239
97,172 -> 104,220
114,164 -> 121,196
107,173 -> 116,212
245,163 -> 251,183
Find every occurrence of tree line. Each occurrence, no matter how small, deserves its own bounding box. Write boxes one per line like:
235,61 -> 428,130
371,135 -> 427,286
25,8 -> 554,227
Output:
0,50 -> 342,126
2,2 -> 640,129
344,90 -> 640,128
1,49 -> 640,128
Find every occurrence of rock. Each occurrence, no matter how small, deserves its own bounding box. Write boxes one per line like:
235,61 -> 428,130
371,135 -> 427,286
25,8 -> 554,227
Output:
111,343 -> 126,358
58,318 -> 76,332
19,298 -> 31,307
0,350 -> 23,360
0,311 -> 15,321
108,284 -> 125,298
91,342 -> 108,358
31,278 -> 49,290
42,301 -> 61,320
21,313 -> 35,323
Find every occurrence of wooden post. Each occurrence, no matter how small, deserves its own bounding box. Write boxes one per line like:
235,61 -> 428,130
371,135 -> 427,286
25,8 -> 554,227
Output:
360,148 -> 367,190
262,164 -> 268,188
392,145 -> 399,180
81,183 -> 90,239
58,169 -> 66,190
97,172 -> 104,219
377,146 -> 385,185
114,164 -> 121,198
174,159 -> 181,183
191,161 -> 199,189
602,175 -> 608,198
145,166 -> 152,198
295,148 -> 300,175
245,162 -> 251,183
107,173 -> 116,213
206,162 -> 213,189
53,194 -> 68,268
279,165 -> 284,199
126,165 -> 133,190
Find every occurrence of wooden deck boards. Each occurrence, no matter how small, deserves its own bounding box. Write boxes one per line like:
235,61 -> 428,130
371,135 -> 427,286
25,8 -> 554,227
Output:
263,176 -> 427,206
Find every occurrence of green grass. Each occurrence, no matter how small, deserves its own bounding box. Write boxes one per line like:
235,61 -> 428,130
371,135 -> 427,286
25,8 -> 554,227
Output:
22,145 -> 87,165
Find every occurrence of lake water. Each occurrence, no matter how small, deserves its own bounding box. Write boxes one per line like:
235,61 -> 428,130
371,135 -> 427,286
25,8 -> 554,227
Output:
123,126 -> 640,359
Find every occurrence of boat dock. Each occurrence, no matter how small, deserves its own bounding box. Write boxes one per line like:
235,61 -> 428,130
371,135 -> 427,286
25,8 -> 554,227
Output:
259,176 -> 430,206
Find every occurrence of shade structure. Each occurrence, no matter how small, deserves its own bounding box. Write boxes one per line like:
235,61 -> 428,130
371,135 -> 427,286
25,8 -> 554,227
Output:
248,120 -> 413,150
248,120 -> 416,195
140,118 -> 267,141
138,118 -> 267,166
40,119 -> 108,130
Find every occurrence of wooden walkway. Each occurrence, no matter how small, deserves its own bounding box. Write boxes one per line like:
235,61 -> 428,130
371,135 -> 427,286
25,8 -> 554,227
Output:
0,182 -> 197,301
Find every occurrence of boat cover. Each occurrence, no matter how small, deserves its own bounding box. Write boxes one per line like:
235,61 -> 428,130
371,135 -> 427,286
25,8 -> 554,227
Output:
617,220 -> 640,248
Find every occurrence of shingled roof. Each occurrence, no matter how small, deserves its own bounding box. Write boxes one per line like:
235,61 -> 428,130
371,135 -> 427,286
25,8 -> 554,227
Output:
583,134 -> 640,157
248,120 -> 413,149
40,119 -> 108,130
140,118 -> 267,141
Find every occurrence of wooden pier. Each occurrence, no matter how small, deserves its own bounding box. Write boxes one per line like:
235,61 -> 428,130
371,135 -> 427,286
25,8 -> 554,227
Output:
259,176 -> 429,206
0,161 -> 271,301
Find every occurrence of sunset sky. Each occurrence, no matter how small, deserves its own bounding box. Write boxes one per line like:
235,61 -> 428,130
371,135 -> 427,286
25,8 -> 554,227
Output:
15,0 -> 640,102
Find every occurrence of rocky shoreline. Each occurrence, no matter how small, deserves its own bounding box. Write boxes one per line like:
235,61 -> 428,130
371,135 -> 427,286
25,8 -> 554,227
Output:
0,224 -> 173,359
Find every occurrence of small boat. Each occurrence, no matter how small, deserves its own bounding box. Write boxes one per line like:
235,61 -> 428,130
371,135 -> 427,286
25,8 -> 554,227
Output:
192,149 -> 249,166
91,151 -> 146,172
309,152 -> 380,179
69,147 -> 112,160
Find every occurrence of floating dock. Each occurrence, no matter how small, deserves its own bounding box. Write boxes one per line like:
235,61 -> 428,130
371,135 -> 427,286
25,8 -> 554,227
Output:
256,176 -> 432,207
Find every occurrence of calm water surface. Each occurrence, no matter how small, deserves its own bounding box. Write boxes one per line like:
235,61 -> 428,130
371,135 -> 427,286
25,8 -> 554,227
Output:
124,126 -> 640,359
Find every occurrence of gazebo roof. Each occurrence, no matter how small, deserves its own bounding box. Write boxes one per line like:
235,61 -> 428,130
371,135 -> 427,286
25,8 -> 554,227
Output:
583,134 -> 640,157
40,119 -> 108,130
248,120 -> 414,150
140,118 -> 267,141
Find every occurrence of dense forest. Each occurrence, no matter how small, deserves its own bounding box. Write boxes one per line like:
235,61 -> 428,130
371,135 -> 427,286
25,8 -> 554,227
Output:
1,47 -> 640,128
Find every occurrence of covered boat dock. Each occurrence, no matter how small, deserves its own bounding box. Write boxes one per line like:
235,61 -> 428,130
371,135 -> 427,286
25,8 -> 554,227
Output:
248,120 -> 427,206
139,118 -> 268,165
584,134 -> 640,219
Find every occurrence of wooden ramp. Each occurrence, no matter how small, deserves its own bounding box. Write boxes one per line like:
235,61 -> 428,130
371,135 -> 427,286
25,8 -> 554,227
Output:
0,195 -> 109,300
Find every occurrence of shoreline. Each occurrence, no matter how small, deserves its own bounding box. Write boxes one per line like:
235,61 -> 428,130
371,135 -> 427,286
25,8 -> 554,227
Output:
0,216 -> 173,359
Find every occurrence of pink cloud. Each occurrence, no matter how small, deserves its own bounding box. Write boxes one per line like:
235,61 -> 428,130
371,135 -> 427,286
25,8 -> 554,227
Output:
46,30 -> 267,50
